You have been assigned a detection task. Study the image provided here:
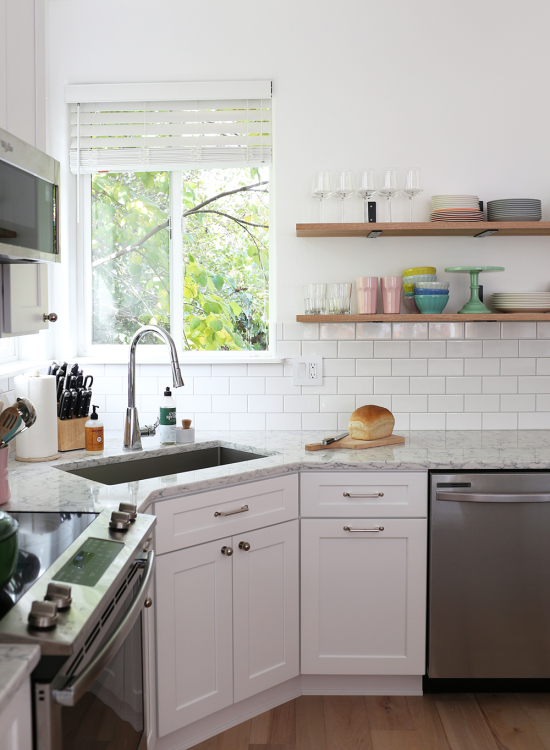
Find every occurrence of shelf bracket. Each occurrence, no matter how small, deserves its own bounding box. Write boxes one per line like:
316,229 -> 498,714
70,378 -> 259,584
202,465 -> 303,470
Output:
367,230 -> 382,238
474,229 -> 498,238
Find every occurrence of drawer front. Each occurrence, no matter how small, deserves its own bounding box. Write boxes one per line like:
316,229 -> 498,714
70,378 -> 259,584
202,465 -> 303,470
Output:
155,474 -> 299,553
300,472 -> 427,518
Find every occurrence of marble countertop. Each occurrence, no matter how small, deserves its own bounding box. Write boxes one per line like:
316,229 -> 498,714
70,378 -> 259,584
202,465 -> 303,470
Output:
0,644 -> 40,712
3,429 -> 550,515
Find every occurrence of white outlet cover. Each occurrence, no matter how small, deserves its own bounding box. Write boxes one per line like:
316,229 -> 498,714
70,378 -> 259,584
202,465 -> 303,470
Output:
292,356 -> 322,386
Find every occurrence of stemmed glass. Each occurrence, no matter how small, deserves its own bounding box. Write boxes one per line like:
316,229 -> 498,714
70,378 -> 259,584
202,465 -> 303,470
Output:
334,171 -> 354,222
312,172 -> 333,223
402,169 -> 423,222
356,170 -> 378,222
378,169 -> 399,222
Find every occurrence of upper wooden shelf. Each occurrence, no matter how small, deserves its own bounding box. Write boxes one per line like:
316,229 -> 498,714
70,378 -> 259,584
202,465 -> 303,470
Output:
296,221 -> 550,238
296,313 -> 550,322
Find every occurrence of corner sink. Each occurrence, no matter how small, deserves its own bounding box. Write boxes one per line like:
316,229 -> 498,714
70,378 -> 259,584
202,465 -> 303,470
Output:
62,446 -> 266,486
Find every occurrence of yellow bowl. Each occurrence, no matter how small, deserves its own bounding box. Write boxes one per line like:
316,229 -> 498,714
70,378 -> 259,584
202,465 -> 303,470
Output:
403,283 -> 415,293
403,266 -> 436,277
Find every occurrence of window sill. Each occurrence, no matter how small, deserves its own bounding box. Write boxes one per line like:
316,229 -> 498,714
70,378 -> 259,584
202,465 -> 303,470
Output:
0,360 -> 49,380
76,355 -> 284,366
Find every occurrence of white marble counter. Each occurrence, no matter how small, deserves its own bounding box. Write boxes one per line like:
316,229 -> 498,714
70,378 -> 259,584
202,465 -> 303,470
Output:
3,429 -> 550,515
0,644 -> 40,712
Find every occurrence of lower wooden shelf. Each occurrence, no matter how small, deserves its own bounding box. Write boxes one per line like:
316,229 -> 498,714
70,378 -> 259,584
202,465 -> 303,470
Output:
296,313 -> 550,322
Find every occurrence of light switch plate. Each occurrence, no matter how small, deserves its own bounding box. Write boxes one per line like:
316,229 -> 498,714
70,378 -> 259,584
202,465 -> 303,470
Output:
292,356 -> 322,386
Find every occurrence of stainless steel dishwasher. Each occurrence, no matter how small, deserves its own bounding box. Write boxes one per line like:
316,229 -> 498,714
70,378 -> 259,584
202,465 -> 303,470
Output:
428,472 -> 550,679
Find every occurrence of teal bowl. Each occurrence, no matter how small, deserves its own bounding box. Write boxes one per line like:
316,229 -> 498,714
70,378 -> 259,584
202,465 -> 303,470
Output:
415,294 -> 449,314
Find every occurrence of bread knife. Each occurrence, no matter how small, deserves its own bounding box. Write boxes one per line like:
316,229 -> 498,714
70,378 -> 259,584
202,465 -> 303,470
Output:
321,431 -> 349,446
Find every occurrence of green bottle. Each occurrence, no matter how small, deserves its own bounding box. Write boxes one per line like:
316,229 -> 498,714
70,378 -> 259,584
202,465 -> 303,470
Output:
159,386 -> 176,444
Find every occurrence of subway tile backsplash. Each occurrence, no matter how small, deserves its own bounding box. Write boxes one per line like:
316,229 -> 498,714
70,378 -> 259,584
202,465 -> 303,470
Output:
94,322 -> 550,430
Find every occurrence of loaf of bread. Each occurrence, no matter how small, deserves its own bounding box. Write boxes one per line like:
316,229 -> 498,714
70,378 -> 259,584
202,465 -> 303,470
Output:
348,405 -> 395,441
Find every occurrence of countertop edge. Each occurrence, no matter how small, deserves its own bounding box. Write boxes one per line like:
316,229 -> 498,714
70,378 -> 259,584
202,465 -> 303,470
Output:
0,644 -> 40,712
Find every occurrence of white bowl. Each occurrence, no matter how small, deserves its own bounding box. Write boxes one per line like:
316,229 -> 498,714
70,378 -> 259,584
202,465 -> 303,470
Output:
415,281 -> 449,290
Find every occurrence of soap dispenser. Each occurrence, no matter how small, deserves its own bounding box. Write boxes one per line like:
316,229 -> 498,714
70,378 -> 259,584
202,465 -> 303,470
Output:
159,386 -> 177,445
85,405 -> 104,455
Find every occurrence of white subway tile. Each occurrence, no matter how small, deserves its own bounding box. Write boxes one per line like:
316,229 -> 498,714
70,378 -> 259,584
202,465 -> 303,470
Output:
304,377 -> 338,395
195,413 -> 230,430
465,395 -> 500,412
392,359 -> 427,376
519,376 -> 550,393
446,377 -> 482,394
81,364 -> 105,377
93,377 -> 123,394
411,413 -> 446,430
428,359 -> 463,376
338,413 -> 353,430
230,377 -> 265,394
537,359 -> 550,375
392,395 -> 427,412
447,340 -> 482,358
266,377 -> 301,395
324,359 -> 355,376
248,395 -> 283,412
374,341 -> 410,359
283,322 -> 319,340
429,395 -> 463,412
320,395 -> 356,412
501,394 -> 535,412
356,359 -> 391,376
356,395 -> 392,410
105,394 -> 127,412
266,413 -> 302,430
538,322 -> 550,339
518,412 -> 550,429
500,358 -> 535,376
230,413 -> 265,430
483,339 -> 518,357
429,322 -> 464,339
537,394 -> 550,411
101,413 -> 125,431
482,376 -> 517,394
410,377 -> 446,395
211,363 -> 248,376
337,341 -> 374,358
374,377 -> 409,394
247,363 -> 284,376
275,341 -> 301,358
302,341 -> 338,358
174,394 -> 212,412
519,340 -> 550,357
411,341 -> 446,358
392,322 -> 428,340
464,358 -> 499,376
104,364 -> 130,376
501,321 -> 537,339
284,395 -> 319,412
134,376 -> 166,394
338,377 -> 373,395
320,322 -> 355,340
465,322 -> 500,339
393,413 -> 410,430
446,412 -> 482,430
302,413 -> 338,431
90,394 -> 106,412
483,413 -> 518,430
194,377 -> 229,395
356,322 -> 391,339
212,395 -> 248,412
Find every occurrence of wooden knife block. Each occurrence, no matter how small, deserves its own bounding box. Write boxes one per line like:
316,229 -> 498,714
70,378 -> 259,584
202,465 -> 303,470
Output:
57,416 -> 87,452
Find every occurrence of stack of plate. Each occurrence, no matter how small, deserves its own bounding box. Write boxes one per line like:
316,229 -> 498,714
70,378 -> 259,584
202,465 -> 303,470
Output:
487,199 -> 541,222
430,195 -> 483,222
491,292 -> 550,312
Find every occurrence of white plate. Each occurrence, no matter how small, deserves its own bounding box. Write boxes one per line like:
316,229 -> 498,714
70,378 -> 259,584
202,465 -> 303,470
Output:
493,307 -> 550,312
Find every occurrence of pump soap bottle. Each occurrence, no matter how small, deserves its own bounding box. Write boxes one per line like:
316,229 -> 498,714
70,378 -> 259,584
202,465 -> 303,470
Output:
85,405 -> 104,454
160,386 -> 177,445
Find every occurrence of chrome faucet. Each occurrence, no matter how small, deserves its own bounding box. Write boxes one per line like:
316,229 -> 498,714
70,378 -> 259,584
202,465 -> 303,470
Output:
124,325 -> 184,450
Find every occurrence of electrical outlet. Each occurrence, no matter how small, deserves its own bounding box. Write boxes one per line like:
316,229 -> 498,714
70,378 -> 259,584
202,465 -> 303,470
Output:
292,356 -> 322,386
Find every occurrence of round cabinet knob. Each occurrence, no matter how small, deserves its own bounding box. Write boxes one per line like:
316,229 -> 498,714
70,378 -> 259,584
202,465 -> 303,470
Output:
221,546 -> 233,556
109,511 -> 131,532
28,600 -> 58,629
118,502 -> 137,521
43,313 -> 58,323
239,541 -> 251,551
144,597 -> 153,608
45,582 -> 72,610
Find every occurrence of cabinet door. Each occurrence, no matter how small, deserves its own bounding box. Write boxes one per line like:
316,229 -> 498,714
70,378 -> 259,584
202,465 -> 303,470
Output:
301,519 -> 427,675
155,538 -> 234,736
233,520 -> 299,702
2,264 -> 49,335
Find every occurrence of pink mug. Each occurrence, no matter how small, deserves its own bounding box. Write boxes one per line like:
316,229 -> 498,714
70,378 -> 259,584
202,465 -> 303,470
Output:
0,445 -> 10,505
356,277 -> 378,314
380,276 -> 403,314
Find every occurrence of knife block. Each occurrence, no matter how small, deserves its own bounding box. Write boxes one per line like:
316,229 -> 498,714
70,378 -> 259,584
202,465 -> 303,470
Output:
57,416 -> 88,452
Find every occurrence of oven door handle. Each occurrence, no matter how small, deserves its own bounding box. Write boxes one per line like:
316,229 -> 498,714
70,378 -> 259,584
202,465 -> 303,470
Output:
52,550 -> 155,707
436,491 -> 550,503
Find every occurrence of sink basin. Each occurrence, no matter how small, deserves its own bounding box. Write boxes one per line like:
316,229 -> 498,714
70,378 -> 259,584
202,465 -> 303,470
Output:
62,446 -> 266,486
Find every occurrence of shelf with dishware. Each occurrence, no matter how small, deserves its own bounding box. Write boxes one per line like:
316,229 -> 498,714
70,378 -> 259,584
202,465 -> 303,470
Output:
295,313 -> 550,322
296,221 -> 550,238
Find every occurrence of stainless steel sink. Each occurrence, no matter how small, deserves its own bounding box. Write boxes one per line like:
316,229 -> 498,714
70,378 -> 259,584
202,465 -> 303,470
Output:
62,446 -> 266,486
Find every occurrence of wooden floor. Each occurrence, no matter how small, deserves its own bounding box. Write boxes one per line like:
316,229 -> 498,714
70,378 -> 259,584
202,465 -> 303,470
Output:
191,693 -> 550,750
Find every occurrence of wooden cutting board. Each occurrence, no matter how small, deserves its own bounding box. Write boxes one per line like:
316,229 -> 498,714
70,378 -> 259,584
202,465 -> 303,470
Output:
305,434 -> 405,451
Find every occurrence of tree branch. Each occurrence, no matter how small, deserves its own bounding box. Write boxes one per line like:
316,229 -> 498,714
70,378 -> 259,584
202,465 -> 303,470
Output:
186,209 -> 268,229
183,181 -> 268,215
92,220 -> 169,267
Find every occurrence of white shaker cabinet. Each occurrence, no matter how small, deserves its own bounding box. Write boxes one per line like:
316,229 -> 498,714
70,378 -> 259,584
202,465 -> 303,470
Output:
1,264 -> 54,336
0,677 -> 33,750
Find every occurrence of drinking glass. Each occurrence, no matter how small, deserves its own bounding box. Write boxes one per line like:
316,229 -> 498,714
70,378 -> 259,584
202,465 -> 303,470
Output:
334,171 -> 354,222
328,283 -> 352,314
378,169 -> 399,222
356,170 -> 378,222
312,172 -> 333,223
304,283 -> 327,315
402,169 -> 423,222
356,277 -> 378,314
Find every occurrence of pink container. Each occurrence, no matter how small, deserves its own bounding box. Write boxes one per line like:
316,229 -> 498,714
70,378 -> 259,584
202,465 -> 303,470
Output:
356,277 -> 378,314
381,276 -> 403,313
0,446 -> 10,505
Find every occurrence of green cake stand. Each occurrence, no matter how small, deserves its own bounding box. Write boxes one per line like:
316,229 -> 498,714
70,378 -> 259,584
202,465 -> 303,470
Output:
445,266 -> 505,314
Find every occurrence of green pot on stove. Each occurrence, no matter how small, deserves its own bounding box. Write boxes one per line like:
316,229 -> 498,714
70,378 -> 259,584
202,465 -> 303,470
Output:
0,511 -> 18,590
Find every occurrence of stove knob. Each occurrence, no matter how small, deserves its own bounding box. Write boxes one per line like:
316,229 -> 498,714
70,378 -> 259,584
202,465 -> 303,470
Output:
109,510 -> 131,532
28,600 -> 58,629
45,583 -> 72,610
118,502 -> 137,521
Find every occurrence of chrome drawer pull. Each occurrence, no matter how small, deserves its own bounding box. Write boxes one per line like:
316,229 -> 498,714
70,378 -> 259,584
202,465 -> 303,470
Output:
343,526 -> 384,532
343,492 -> 384,498
214,504 -> 249,517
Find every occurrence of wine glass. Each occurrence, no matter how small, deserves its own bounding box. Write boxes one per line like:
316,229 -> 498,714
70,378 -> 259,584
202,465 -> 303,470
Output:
378,169 -> 399,222
402,169 -> 423,222
312,172 -> 333,223
334,170 -> 354,222
356,170 -> 378,222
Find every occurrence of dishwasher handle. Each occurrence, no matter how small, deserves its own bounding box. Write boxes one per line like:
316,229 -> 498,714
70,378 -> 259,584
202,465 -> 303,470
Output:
436,491 -> 550,503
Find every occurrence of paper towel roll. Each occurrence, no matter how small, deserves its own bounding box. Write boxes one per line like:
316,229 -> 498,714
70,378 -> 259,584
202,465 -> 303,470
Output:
14,373 -> 59,460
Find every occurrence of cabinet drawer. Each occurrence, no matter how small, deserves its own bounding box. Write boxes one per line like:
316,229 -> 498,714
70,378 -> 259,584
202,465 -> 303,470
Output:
300,472 -> 427,518
154,474 -> 298,553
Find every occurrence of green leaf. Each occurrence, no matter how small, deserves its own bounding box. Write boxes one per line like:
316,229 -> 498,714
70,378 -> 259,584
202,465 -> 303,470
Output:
189,316 -> 202,330
210,319 -> 223,332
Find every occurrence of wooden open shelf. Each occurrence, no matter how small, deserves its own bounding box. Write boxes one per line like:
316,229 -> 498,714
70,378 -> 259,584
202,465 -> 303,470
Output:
296,221 -> 550,238
296,313 -> 550,323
